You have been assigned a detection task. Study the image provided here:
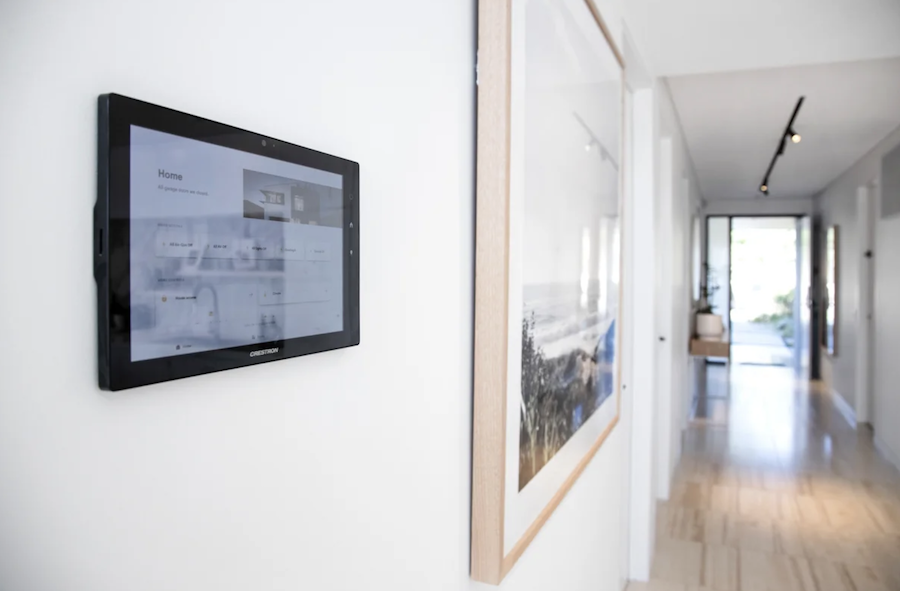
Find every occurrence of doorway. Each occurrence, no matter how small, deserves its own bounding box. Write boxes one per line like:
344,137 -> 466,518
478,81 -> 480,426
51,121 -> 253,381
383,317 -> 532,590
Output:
706,216 -> 812,370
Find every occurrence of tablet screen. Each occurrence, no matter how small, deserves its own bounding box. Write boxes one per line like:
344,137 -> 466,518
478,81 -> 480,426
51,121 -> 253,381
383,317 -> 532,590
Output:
128,126 -> 345,362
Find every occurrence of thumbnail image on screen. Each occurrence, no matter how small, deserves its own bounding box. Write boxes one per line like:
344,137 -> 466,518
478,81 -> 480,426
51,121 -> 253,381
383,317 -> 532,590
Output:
129,126 -> 344,362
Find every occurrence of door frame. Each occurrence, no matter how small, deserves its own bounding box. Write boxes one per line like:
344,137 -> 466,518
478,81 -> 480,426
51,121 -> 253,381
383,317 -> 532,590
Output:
855,180 -> 878,424
655,136 -> 674,501
703,214 -> 812,370
810,215 -> 822,380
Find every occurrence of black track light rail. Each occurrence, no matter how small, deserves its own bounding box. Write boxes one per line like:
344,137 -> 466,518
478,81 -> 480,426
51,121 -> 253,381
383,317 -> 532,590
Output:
760,96 -> 805,195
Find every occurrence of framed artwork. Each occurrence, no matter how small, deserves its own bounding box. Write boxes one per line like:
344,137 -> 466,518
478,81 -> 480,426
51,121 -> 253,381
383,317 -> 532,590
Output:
471,0 -> 625,584
822,225 -> 838,355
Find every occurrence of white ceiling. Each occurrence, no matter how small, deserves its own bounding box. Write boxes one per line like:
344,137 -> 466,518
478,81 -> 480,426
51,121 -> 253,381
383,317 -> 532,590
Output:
624,0 -> 900,78
666,58 -> 900,200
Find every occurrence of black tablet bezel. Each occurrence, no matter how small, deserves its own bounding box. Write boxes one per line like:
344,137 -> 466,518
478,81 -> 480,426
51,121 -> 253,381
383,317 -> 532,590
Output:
95,93 -> 360,391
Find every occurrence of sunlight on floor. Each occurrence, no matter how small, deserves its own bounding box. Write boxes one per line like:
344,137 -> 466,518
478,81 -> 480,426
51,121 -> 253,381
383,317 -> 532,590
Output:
628,364 -> 900,591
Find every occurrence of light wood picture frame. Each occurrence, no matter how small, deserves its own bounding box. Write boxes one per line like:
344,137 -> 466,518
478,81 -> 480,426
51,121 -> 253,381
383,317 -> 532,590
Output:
471,0 -> 625,584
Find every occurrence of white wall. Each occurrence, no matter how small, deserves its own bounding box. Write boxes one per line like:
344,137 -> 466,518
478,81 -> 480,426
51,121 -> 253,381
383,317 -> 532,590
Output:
655,81 -> 703,501
815,124 -> 900,467
622,40 -> 703,581
0,1 -> 476,590
626,85 -> 658,582
703,198 -> 814,217
0,0 -> 654,590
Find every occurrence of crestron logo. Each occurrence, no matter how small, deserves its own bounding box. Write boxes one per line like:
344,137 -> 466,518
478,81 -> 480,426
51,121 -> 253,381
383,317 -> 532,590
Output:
250,348 -> 279,357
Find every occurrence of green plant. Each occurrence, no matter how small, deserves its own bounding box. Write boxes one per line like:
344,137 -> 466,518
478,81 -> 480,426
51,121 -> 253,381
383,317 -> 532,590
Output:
752,289 -> 796,343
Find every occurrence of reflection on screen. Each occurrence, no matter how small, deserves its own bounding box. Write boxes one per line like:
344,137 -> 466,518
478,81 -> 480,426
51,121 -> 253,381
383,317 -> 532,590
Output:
129,126 -> 344,362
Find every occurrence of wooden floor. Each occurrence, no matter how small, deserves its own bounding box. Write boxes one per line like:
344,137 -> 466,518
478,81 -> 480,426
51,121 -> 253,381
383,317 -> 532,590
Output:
629,364 -> 900,591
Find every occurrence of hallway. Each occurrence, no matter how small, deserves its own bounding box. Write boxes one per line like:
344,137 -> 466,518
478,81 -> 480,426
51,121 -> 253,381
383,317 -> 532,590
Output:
631,365 -> 900,591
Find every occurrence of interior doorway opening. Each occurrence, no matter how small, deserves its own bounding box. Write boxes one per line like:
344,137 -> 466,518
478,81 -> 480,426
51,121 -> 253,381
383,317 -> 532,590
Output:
706,216 -> 811,369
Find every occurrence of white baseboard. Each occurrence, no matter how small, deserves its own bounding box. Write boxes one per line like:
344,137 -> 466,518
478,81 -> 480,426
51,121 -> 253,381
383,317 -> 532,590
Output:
830,389 -> 857,428
874,434 -> 900,474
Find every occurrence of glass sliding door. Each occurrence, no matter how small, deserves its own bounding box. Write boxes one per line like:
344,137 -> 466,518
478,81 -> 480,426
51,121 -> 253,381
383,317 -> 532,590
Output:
729,217 -> 798,366
705,216 -> 731,338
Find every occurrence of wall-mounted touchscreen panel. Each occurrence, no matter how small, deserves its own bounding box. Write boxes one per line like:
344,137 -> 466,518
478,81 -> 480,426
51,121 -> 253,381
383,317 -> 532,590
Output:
96,94 -> 359,390
130,126 -> 346,361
